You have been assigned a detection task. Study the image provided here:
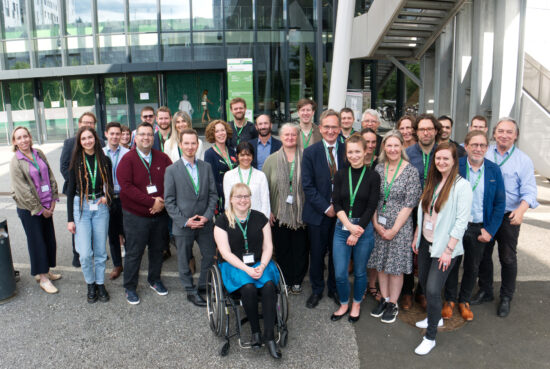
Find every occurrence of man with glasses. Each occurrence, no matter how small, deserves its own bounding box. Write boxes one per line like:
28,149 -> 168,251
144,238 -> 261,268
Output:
441,130 -> 505,321
130,106 -> 157,147
302,109 -> 344,308
116,122 -> 173,305
360,109 -> 383,155
472,118 -> 538,317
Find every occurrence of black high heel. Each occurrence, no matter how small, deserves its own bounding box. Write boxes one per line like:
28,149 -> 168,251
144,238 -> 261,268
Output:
251,332 -> 262,349
266,340 -> 282,359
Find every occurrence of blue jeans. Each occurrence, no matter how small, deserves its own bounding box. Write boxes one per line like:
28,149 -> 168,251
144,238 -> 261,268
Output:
333,219 -> 375,304
74,197 -> 109,285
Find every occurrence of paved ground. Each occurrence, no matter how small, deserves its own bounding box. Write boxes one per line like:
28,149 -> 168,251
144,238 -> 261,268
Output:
0,142 -> 549,368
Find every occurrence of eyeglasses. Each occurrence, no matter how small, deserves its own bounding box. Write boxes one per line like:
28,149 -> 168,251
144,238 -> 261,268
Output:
142,114 -> 154,119
321,126 -> 340,132
362,119 -> 378,124
233,195 -> 251,200
137,133 -> 154,137
468,143 -> 488,149
417,128 -> 435,133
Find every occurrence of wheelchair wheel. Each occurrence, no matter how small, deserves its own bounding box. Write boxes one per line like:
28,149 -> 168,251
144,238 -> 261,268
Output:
274,262 -> 289,324
206,265 -> 225,337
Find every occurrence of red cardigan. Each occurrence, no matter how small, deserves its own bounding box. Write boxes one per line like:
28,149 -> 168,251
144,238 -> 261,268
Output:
116,148 -> 172,217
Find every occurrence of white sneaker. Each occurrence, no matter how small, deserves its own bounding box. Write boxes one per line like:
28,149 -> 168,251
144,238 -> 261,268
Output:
415,337 -> 436,355
415,317 -> 444,329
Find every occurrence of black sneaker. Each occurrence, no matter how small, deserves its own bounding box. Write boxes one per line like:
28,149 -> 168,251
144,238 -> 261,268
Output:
371,299 -> 388,318
87,283 -> 98,303
97,284 -> 110,302
381,302 -> 398,323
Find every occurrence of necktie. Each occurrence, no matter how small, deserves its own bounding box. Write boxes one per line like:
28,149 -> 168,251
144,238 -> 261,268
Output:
328,146 -> 336,182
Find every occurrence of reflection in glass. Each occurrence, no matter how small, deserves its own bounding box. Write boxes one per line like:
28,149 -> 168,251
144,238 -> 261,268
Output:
257,0 -> 284,30
37,38 -> 62,67
193,0 -> 222,30
224,0 -> 253,30
70,78 -> 96,132
104,76 -> 129,125
32,0 -> 60,37
0,84 -> 7,144
67,0 -> 93,36
132,75 -> 158,125
42,80 -> 68,140
130,34 -> 159,63
129,1 -> 157,33
3,1 -> 27,40
161,33 -> 192,62
67,36 -> 94,66
99,34 -> 127,64
193,32 -> 223,61
161,0 -> 190,31
8,81 -> 38,139
97,0 -> 125,33
288,0 -> 315,30
226,31 -> 253,58
5,40 -> 31,69
288,35 -> 316,107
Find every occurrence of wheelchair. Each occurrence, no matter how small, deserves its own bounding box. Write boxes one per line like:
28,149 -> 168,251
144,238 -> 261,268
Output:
206,261 -> 289,356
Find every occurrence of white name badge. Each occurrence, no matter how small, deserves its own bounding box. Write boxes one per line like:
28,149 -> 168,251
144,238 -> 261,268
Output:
425,221 -> 433,231
114,184 -> 120,192
243,253 -> 255,265
146,185 -> 158,194
378,216 -> 387,226
89,202 -> 99,211
40,184 -> 50,192
342,224 -> 349,231
286,195 -> 294,204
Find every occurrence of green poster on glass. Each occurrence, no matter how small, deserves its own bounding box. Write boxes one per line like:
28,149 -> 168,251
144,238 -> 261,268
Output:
227,58 -> 254,122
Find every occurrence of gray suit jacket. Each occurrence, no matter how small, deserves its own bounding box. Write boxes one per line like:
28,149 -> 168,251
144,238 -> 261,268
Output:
164,158 -> 218,236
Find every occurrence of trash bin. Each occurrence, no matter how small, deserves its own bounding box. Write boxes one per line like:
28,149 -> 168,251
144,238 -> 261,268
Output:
0,218 -> 16,302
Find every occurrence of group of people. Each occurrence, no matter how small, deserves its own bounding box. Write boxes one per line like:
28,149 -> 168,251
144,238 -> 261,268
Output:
9,95 -> 538,357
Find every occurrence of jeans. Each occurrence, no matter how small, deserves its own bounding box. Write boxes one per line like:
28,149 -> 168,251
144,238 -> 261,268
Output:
333,220 -> 374,304
74,197 -> 109,285
417,236 -> 457,341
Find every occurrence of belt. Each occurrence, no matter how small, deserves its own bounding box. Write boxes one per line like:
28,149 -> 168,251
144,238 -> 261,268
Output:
468,222 -> 483,227
86,192 -> 105,200
112,193 -> 120,199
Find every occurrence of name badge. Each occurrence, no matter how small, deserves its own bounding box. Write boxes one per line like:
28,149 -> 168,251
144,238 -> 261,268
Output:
40,184 -> 50,192
89,202 -> 99,211
114,184 -> 120,192
286,195 -> 294,204
147,185 -> 158,194
243,252 -> 255,265
342,224 -> 349,231
425,221 -> 433,231
378,216 -> 387,226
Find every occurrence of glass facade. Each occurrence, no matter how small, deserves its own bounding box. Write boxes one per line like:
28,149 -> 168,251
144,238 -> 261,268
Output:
0,0 -> 333,144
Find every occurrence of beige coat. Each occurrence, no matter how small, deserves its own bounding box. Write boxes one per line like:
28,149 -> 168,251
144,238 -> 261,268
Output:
10,148 -> 59,215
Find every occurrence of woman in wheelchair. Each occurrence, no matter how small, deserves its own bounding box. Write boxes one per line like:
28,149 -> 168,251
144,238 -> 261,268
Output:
213,183 -> 283,359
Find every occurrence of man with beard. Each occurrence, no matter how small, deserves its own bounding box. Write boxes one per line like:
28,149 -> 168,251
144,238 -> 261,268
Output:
297,98 -> 322,149
153,106 -> 172,153
250,114 -> 281,170
437,115 -> 466,157
228,97 -> 257,150
338,108 -> 356,144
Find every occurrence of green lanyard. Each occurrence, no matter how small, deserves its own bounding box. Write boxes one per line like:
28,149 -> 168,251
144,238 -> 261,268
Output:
348,166 -> 367,218
235,210 -> 251,252
25,150 -> 42,179
235,123 -> 245,145
136,151 -> 153,185
323,140 -> 338,168
494,145 -> 515,167
430,183 -> 440,216
85,155 -> 98,200
289,159 -> 296,193
185,162 -> 200,195
467,162 -> 484,192
177,146 -> 182,158
382,158 -> 403,212
301,129 -> 313,148
158,131 -> 168,152
367,148 -> 376,169
238,167 -> 252,185
422,151 -> 431,182
214,144 -> 233,170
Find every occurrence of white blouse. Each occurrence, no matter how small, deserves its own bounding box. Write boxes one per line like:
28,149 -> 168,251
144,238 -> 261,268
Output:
223,166 -> 271,218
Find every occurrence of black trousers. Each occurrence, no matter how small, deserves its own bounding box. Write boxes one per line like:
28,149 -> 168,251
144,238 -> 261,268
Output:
17,208 -> 57,276
272,221 -> 309,286
307,216 -> 336,296
444,223 -> 486,303
240,281 -> 277,340
477,214 -> 520,299
402,208 -> 423,297
108,197 -> 124,268
417,236 -> 457,341
123,210 -> 169,291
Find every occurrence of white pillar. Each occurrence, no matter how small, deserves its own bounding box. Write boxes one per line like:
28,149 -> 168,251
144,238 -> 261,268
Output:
328,0 -> 355,111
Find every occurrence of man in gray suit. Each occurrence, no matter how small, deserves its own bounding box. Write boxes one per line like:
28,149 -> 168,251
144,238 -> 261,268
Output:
164,128 -> 218,307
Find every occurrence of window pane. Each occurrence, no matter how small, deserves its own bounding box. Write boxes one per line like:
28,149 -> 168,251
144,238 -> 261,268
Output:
288,38 -> 316,108
224,0 -> 253,30
67,36 -> 94,65
161,32 -> 192,62
257,0 -> 284,30
160,0 -> 190,32
132,75 -> 158,125
0,84 -> 7,144
225,31 -> 253,58
129,1 -> 157,33
42,79 -> 68,141
8,81 -> 38,139
37,38 -> 62,67
193,0 -> 222,31
33,0 -> 60,37
104,76 -> 129,125
5,40 -> 31,69
129,33 -> 158,63
98,0 -> 125,34
99,34 -> 127,64
288,0 -> 315,30
3,1 -> 27,39
193,32 -> 223,61
67,0 -> 93,36
70,78 -> 96,133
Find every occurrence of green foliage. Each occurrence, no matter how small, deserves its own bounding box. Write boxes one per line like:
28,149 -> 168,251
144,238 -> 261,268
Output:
378,63 -> 420,102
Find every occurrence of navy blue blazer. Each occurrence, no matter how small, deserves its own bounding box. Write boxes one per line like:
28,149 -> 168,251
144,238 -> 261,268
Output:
249,136 -> 282,169
459,156 -> 506,238
302,140 -> 346,226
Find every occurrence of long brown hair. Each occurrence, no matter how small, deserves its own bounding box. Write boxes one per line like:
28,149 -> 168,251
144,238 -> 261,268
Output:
420,142 -> 459,214
69,127 -> 112,211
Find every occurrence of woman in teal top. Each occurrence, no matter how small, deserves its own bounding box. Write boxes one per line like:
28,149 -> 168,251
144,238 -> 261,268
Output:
411,142 -> 472,355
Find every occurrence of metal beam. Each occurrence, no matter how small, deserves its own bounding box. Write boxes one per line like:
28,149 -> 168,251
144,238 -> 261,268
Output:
387,55 -> 422,87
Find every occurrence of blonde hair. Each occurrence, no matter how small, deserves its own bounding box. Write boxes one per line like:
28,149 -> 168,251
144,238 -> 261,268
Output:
166,111 -> 192,151
225,183 -> 252,228
378,129 -> 409,163
11,126 -> 33,152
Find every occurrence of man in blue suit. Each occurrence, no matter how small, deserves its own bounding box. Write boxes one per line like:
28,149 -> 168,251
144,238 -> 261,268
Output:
441,130 -> 505,321
249,114 -> 281,170
302,109 -> 345,308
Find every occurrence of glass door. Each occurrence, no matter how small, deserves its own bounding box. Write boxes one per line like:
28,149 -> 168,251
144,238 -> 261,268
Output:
132,74 -> 159,127
103,76 -> 129,126
42,79 -> 68,141
8,81 -> 38,139
70,78 -> 97,133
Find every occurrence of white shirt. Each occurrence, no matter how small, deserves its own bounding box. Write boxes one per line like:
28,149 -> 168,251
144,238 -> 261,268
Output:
223,166 -> 271,218
166,139 -> 205,163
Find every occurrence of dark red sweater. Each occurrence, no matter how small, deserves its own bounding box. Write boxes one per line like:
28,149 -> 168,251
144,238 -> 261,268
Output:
116,148 -> 172,217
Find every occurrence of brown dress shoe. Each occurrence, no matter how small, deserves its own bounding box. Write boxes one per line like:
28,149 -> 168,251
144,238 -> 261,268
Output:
459,302 -> 474,321
441,301 -> 455,319
401,294 -> 413,311
35,272 -> 62,282
109,266 -> 123,280
39,280 -> 58,294
416,294 -> 428,310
